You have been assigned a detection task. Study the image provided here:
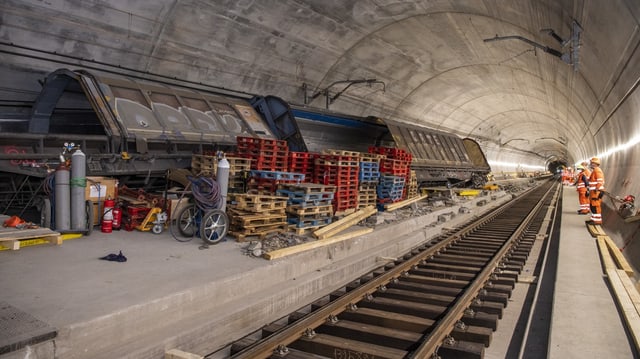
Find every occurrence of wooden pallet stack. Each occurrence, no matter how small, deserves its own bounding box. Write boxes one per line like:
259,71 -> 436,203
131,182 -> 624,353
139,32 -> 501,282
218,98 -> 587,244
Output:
369,146 -> 412,209
357,152 -> 383,209
314,150 -> 359,216
288,152 -> 315,183
190,155 -> 252,192
236,136 -> 288,172
407,170 -> 418,198
247,170 -> 305,194
276,183 -> 336,234
227,193 -> 288,241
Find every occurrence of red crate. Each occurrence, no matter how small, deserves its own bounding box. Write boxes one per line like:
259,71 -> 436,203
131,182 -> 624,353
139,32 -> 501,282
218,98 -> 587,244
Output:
237,136 -> 287,148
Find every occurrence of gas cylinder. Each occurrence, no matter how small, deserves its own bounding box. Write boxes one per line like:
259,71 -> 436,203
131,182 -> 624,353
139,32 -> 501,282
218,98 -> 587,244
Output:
102,198 -> 114,233
112,205 -> 122,230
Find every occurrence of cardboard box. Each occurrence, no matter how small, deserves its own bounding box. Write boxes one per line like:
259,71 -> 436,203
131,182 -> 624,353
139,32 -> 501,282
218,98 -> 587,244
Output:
91,201 -> 102,226
86,177 -> 118,201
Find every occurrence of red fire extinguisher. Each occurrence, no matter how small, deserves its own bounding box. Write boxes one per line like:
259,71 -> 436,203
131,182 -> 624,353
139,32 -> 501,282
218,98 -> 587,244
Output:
112,205 -> 122,230
102,198 -> 114,233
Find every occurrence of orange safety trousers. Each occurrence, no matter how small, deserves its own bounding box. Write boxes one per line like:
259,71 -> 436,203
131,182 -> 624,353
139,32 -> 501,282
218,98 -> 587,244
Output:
577,188 -> 590,213
590,192 -> 603,224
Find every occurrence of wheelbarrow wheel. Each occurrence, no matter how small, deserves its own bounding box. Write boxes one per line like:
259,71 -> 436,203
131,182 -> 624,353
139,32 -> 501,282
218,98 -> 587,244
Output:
200,209 -> 228,245
174,204 -> 198,241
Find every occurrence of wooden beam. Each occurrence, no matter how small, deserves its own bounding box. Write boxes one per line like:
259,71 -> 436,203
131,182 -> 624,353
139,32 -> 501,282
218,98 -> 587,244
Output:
600,235 -> 635,276
264,228 -> 374,260
586,223 -> 606,237
596,236 -> 616,271
597,236 -> 640,352
606,268 -> 640,352
384,194 -> 429,211
313,206 -> 376,240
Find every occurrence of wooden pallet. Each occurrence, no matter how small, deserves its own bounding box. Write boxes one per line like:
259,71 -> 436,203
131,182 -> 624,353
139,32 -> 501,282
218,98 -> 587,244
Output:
286,204 -> 333,216
229,224 -> 288,242
0,227 -> 62,250
228,208 -> 285,216
322,149 -> 361,157
277,183 -> 337,194
288,224 -> 324,235
232,214 -> 287,227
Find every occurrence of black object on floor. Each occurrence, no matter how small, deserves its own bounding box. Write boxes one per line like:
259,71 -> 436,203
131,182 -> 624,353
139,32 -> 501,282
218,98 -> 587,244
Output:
99,250 -> 127,262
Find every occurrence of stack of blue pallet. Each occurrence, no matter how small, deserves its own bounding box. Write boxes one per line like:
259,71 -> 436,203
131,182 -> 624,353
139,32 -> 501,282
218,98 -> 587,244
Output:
358,161 -> 380,182
275,183 -> 336,233
357,160 -> 380,209
377,175 -> 405,209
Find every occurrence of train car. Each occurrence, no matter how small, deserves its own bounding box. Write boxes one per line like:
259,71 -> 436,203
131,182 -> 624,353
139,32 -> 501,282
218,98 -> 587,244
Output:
0,68 -> 279,215
290,107 -> 491,188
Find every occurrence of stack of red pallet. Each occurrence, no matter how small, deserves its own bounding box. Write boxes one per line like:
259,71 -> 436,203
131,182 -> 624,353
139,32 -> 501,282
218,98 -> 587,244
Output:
288,152 -> 315,183
236,136 -> 289,171
314,150 -> 359,215
369,146 -> 413,201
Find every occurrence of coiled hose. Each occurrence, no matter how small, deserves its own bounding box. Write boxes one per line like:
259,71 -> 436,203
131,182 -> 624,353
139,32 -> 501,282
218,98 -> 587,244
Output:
187,175 -> 221,211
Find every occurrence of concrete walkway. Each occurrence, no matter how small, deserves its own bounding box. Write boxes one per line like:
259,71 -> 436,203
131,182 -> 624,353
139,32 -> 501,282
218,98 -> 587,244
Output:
547,187 -> 637,358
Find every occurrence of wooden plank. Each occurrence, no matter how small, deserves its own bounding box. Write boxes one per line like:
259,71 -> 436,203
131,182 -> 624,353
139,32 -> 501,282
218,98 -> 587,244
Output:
606,268 -> 640,352
601,235 -> 635,276
0,227 -> 63,251
625,214 -> 640,223
313,206 -> 376,240
384,194 -> 428,211
596,236 -> 617,271
586,223 -> 605,237
617,269 -> 640,318
264,228 -> 373,260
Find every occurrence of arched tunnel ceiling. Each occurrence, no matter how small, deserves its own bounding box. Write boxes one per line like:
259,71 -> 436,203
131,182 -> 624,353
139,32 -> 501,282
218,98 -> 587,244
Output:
1,0 -> 640,170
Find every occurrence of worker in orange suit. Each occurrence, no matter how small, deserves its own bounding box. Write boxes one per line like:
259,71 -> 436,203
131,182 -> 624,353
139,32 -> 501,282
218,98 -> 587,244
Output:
587,157 -> 605,224
574,164 -> 590,214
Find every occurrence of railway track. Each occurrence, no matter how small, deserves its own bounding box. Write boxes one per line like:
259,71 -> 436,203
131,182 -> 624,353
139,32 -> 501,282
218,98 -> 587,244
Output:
221,181 -> 559,359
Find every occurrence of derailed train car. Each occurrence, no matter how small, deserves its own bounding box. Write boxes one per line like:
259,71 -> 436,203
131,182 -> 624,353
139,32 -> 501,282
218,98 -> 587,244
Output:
290,107 -> 490,188
0,68 -> 489,216
0,68 -> 277,214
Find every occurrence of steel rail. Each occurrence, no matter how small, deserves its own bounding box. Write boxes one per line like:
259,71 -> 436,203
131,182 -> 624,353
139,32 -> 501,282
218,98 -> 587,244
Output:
229,184 -> 550,358
409,182 -> 556,358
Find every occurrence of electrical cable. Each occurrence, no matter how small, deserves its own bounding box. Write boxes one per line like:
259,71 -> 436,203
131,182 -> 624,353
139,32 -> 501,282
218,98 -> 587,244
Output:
187,175 -> 221,211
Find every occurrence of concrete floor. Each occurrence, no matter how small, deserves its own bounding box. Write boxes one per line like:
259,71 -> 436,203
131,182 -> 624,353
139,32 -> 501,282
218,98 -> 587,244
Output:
1,184 -> 637,359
